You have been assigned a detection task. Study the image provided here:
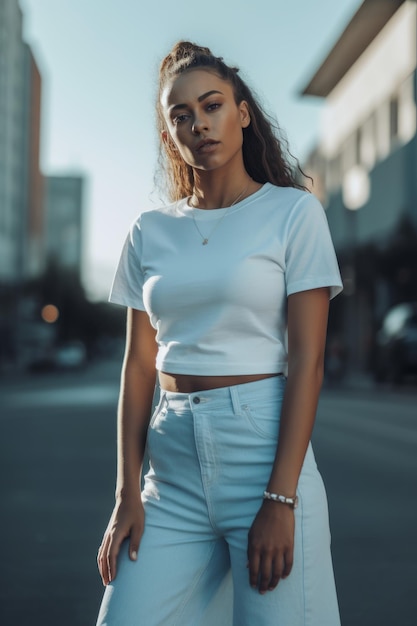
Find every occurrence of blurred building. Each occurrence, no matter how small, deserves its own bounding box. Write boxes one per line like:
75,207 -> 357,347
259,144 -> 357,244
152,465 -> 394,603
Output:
0,1 -> 88,369
0,0 -> 44,284
301,0 -> 417,372
24,46 -> 44,278
0,0 -> 44,365
44,175 -> 85,278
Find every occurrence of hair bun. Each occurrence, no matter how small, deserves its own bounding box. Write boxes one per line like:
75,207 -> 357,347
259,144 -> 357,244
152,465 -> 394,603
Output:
160,41 -> 222,78
172,41 -> 213,61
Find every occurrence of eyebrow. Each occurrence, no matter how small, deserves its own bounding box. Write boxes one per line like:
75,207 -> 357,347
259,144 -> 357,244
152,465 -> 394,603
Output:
169,90 -> 224,113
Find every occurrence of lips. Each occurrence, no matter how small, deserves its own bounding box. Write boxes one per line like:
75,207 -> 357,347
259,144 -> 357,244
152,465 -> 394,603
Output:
195,139 -> 219,153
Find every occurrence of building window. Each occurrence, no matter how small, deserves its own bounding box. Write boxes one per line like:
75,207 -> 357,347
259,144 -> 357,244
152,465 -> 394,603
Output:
398,73 -> 416,144
355,127 -> 362,165
389,96 -> 399,145
360,113 -> 377,169
341,134 -> 357,175
375,101 -> 390,160
326,154 -> 341,193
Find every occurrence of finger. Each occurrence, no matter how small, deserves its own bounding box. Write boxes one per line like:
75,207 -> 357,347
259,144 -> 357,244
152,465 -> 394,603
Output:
248,550 -> 261,589
97,536 -> 108,582
282,547 -> 294,579
107,531 -> 126,583
97,546 -> 105,583
129,525 -> 142,561
258,554 -> 273,594
268,555 -> 284,590
98,534 -> 112,586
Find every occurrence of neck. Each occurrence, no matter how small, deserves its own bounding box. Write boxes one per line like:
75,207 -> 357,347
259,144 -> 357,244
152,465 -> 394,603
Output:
191,170 -> 256,210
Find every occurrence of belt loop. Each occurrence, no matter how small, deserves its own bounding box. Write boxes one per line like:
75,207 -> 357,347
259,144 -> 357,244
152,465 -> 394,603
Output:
230,386 -> 241,415
159,389 -> 167,410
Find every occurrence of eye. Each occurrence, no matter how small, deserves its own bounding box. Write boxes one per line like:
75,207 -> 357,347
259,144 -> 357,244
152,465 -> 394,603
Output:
172,113 -> 189,125
207,102 -> 221,112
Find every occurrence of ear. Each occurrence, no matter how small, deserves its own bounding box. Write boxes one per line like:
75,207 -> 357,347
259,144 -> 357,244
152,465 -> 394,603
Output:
162,129 -> 178,151
239,101 -> 251,128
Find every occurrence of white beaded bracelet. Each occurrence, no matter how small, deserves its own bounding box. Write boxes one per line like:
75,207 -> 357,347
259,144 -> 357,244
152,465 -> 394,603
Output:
263,490 -> 299,509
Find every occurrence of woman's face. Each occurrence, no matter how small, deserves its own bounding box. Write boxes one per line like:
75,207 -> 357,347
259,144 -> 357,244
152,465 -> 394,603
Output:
161,69 -> 250,173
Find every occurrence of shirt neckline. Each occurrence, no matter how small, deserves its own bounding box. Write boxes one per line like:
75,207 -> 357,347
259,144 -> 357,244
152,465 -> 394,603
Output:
176,183 -> 272,221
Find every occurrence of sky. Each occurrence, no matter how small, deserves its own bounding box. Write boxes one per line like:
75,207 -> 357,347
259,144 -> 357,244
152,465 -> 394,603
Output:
20,0 -> 363,300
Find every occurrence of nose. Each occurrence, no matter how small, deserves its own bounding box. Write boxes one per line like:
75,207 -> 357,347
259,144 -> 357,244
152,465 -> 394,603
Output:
191,114 -> 208,134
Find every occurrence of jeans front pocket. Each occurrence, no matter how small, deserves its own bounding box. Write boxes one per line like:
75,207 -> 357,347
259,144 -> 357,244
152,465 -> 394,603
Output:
239,376 -> 285,439
241,399 -> 282,439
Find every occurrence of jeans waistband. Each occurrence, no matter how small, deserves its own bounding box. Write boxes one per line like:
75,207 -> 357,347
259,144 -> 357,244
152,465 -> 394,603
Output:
160,374 -> 286,415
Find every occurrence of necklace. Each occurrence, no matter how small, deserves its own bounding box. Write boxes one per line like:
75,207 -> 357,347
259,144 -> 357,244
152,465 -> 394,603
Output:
190,184 -> 250,245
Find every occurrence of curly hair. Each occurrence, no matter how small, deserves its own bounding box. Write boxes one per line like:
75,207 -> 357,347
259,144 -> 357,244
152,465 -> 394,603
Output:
156,41 -> 309,201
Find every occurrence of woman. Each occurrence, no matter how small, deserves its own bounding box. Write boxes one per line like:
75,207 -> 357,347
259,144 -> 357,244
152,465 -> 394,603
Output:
97,41 -> 342,626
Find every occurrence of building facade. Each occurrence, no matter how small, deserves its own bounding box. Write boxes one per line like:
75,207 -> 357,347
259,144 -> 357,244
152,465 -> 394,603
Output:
0,0 -> 44,365
44,175 -> 84,277
0,0 -> 44,283
302,0 -> 417,372
25,45 -> 44,278
0,0 -> 27,283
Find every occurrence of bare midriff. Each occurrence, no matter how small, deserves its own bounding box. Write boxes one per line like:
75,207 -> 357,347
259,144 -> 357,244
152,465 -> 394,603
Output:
159,371 -> 281,394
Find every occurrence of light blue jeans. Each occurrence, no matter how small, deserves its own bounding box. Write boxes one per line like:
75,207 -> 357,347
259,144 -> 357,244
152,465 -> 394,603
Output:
96,376 -> 340,626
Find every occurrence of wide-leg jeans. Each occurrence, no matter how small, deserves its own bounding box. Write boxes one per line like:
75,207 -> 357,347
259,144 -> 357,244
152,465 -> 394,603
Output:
96,376 -> 340,626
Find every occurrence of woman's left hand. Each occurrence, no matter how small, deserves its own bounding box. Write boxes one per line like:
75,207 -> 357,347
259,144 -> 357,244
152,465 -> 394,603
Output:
247,500 -> 295,594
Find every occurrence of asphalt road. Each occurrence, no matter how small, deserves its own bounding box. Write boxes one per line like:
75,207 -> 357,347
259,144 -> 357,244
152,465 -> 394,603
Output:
313,385 -> 417,626
1,361 -> 416,626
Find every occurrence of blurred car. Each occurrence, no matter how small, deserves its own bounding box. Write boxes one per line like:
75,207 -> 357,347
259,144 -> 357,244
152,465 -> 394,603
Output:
374,302 -> 417,384
54,341 -> 87,369
28,340 -> 87,372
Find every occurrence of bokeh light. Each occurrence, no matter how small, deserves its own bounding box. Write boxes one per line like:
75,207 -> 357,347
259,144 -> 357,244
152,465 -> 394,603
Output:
41,304 -> 60,323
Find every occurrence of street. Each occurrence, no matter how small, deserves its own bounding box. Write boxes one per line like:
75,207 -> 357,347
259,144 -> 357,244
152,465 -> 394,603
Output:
1,360 -> 416,626
313,384 -> 417,626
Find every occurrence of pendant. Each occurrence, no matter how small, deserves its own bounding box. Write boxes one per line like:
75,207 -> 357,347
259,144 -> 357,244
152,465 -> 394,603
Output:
202,239 -> 208,245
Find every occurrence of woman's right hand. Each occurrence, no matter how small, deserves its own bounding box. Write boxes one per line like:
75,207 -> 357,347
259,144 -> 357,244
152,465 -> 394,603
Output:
97,493 -> 144,586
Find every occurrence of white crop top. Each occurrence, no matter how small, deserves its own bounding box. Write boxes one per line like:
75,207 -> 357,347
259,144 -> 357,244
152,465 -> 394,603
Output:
109,183 -> 343,375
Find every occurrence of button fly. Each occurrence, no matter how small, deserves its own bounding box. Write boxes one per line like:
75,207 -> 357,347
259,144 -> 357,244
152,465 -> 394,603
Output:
193,396 -> 201,404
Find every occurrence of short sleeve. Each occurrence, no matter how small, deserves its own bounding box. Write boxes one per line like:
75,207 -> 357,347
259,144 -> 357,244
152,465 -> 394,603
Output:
285,193 -> 343,300
108,217 -> 146,310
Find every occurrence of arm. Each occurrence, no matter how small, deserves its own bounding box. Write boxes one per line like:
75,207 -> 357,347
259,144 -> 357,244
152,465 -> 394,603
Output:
247,287 -> 329,593
97,308 -> 157,585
